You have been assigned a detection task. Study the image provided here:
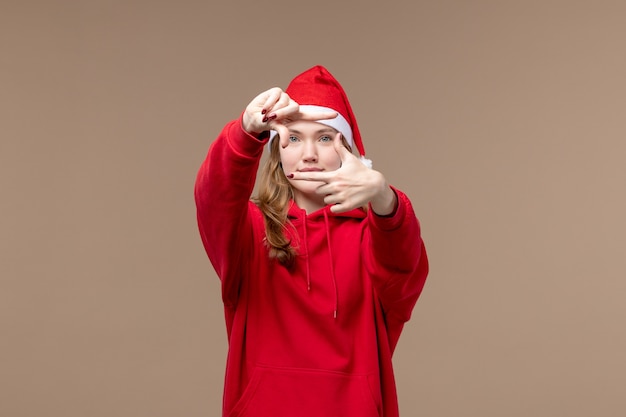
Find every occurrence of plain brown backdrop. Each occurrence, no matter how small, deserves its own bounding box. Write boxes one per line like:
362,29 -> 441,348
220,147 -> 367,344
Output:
2,1 -> 625,416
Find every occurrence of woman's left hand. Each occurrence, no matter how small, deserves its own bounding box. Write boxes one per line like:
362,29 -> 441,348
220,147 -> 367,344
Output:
288,133 -> 397,214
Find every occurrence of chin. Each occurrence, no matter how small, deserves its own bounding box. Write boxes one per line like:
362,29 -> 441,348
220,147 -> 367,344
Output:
290,181 -> 325,198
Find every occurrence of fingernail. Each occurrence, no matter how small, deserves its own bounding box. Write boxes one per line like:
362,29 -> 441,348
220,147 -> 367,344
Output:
262,116 -> 268,123
286,173 -> 294,179
267,113 -> 277,121
261,109 -> 267,115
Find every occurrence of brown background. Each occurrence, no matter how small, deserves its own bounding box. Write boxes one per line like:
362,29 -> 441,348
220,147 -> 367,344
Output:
2,1 -> 625,416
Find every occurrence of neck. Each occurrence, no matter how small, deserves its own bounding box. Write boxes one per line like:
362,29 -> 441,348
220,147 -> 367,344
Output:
293,192 -> 326,214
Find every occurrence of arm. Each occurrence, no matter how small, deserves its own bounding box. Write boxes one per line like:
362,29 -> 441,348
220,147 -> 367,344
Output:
194,117 -> 267,307
364,188 -> 429,350
195,87 -> 340,306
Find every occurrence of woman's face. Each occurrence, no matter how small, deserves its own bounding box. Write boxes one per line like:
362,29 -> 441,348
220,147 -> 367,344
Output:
279,120 -> 342,211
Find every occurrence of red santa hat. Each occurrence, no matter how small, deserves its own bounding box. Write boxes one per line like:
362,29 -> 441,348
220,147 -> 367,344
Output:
271,65 -> 372,168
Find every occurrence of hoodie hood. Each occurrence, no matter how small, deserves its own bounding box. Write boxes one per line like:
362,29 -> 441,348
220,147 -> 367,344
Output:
286,202 -> 366,318
286,200 -> 367,222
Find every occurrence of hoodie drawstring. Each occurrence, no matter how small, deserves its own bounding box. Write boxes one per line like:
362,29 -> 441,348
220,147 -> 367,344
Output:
323,210 -> 339,319
302,215 -> 311,291
299,209 -> 339,319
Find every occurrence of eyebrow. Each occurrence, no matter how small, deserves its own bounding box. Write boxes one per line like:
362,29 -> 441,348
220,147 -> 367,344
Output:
289,128 -> 336,135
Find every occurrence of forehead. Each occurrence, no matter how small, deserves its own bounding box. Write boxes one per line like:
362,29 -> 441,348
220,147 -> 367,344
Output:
286,120 -> 338,134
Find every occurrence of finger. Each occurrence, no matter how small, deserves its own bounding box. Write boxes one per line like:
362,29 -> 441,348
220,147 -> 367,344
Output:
315,181 -> 333,194
263,90 -> 297,122
329,202 -> 352,214
298,110 -> 338,122
333,132 -> 344,156
322,193 -> 342,206
288,170 -> 333,182
272,124 -> 290,148
260,87 -> 283,115
266,98 -> 300,124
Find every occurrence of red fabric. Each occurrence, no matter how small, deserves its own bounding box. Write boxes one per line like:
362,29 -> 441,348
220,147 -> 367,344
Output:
194,117 -> 429,417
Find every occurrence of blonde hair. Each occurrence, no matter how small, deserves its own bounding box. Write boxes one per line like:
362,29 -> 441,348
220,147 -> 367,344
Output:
252,137 -> 297,266
252,134 -> 352,267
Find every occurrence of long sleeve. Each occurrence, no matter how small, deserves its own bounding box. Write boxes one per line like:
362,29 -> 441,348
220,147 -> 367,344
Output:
362,187 -> 429,351
194,116 -> 268,308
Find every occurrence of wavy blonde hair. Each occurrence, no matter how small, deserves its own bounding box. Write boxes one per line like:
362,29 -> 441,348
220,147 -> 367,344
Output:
252,137 -> 297,266
252,134 -> 352,267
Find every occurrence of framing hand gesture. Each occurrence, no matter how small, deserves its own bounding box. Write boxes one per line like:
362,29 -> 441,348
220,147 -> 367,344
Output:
288,133 -> 397,215
242,87 -> 337,147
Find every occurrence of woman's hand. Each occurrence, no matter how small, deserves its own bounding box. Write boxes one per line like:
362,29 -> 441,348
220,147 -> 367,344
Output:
288,133 -> 397,215
242,87 -> 336,146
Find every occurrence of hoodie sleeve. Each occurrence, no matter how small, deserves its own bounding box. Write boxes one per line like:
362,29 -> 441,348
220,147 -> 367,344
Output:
194,116 -> 268,308
363,187 -> 429,349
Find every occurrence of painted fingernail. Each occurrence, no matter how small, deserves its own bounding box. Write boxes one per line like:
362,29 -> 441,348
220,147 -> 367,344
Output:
262,116 -> 268,123
286,173 -> 294,179
261,109 -> 267,115
267,113 -> 277,121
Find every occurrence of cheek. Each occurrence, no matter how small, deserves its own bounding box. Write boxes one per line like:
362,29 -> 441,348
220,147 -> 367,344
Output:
278,150 -> 297,170
321,149 -> 342,169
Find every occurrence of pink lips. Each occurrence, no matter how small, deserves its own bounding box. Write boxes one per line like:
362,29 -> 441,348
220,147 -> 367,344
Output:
298,168 -> 323,173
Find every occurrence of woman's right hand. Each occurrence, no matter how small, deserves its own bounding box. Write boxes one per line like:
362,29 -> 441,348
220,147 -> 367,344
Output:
242,87 -> 337,147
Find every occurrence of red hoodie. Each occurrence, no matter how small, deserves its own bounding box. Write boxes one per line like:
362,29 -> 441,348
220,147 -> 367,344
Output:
195,117 -> 429,417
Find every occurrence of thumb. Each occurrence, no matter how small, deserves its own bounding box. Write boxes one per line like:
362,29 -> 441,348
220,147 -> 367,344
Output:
334,132 -> 352,162
271,123 -> 289,148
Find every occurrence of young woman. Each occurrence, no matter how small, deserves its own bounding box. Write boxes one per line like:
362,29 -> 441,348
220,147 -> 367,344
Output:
195,65 -> 429,417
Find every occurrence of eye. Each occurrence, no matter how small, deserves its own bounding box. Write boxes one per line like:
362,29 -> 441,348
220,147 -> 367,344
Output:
288,135 -> 299,143
319,135 -> 332,142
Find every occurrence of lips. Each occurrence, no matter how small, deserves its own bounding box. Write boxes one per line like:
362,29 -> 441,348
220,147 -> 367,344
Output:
298,168 -> 323,173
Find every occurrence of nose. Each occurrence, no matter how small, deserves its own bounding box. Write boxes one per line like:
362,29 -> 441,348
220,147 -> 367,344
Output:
301,140 -> 318,162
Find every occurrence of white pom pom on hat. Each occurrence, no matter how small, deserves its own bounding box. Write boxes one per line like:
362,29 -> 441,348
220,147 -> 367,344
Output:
269,65 -> 372,168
